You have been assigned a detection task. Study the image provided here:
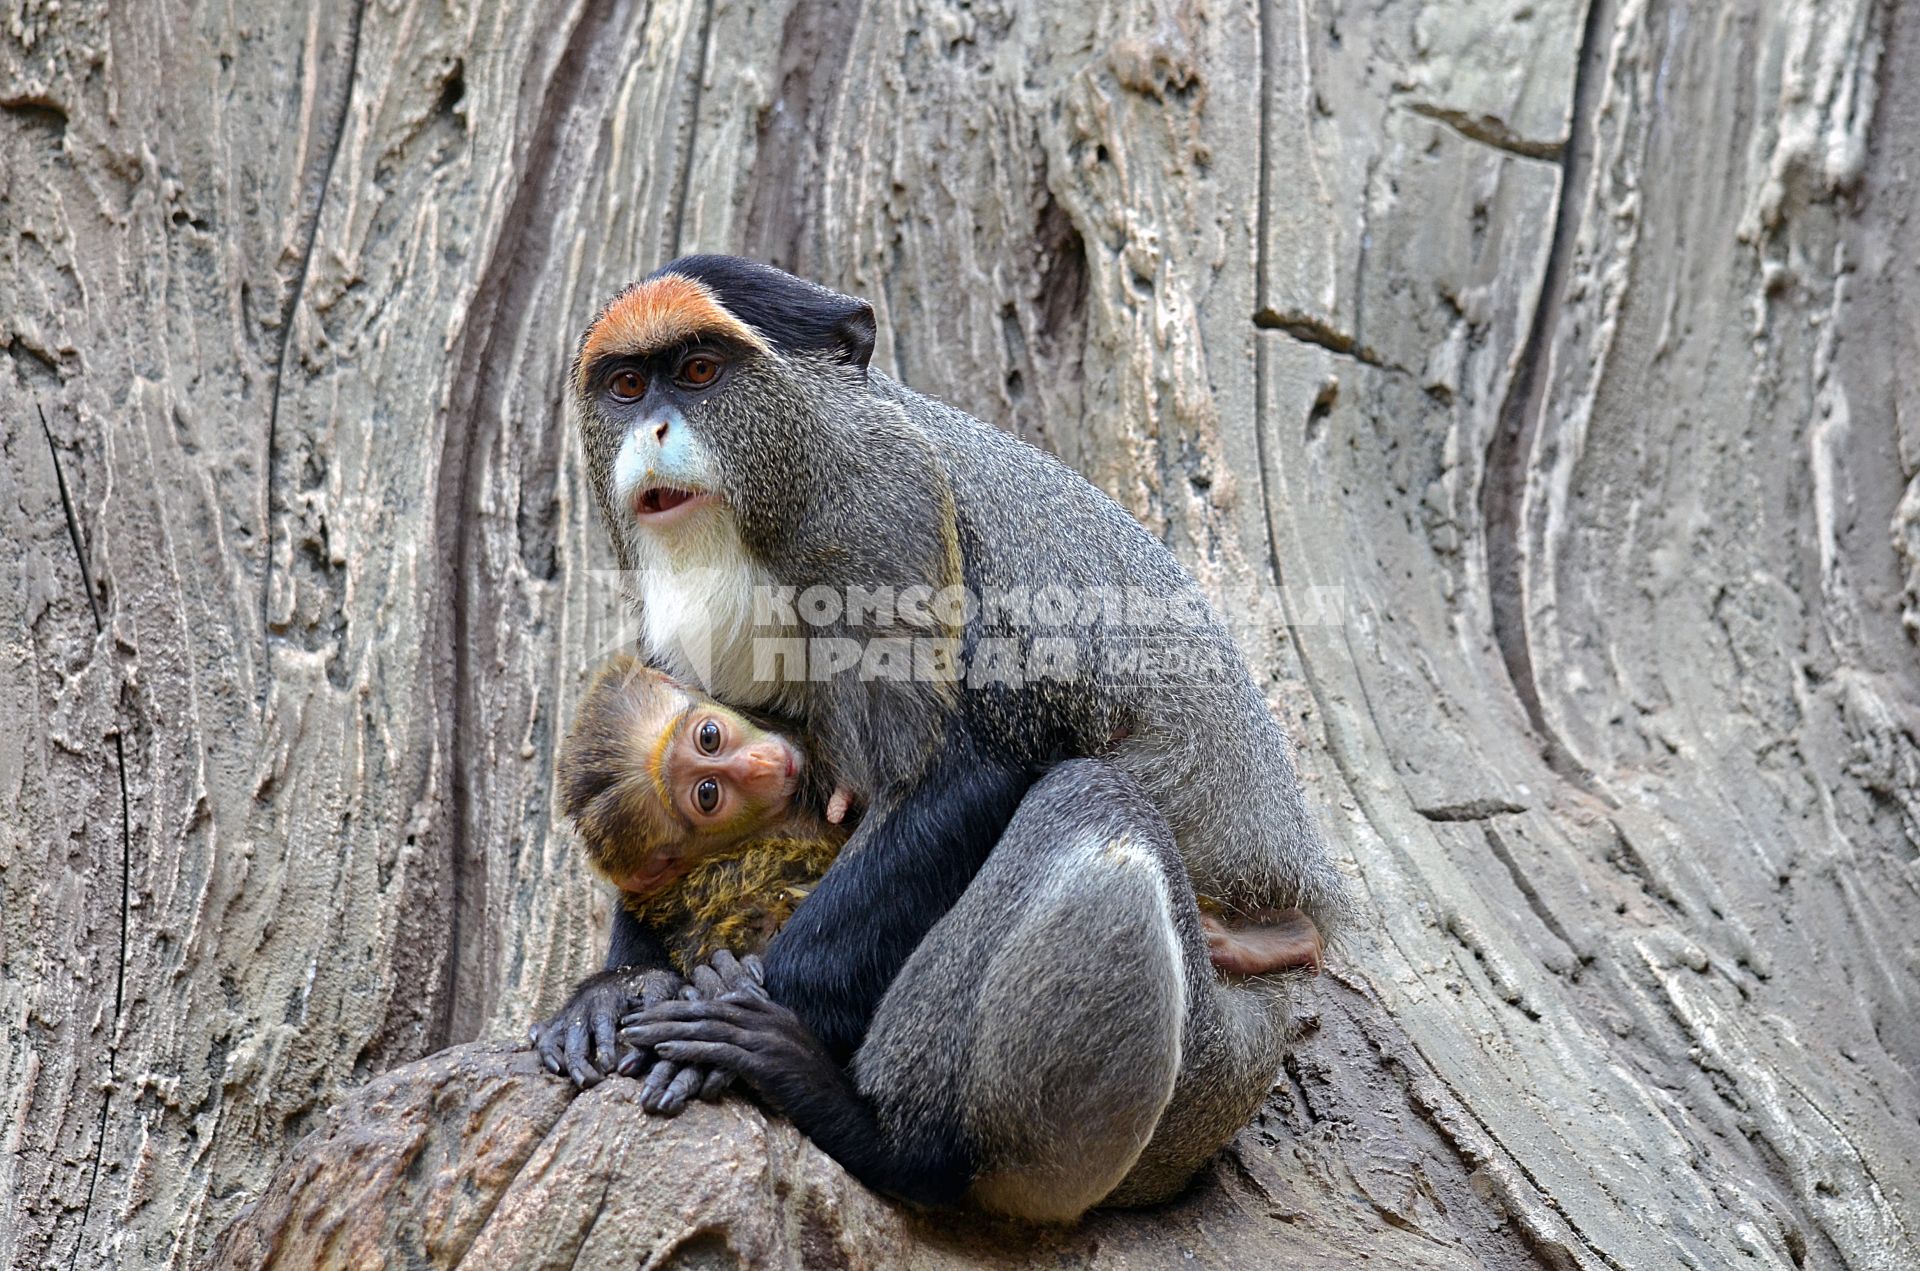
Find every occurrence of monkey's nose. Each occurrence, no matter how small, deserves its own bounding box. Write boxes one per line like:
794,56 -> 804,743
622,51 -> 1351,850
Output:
729,748 -> 786,792
653,418 -> 670,443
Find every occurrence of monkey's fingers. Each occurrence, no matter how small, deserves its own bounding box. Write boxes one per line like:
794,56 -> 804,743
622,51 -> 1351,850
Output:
687,962 -> 729,999
652,1041 -> 755,1081
657,1063 -> 707,1115
564,1018 -> 604,1088
533,1022 -> 567,1076
620,998 -> 760,1030
698,1067 -> 733,1102
638,1059 -> 683,1115
592,1008 -> 621,1075
705,950 -> 764,998
637,1056 -> 714,1116
636,969 -> 687,1012
826,787 -> 854,824
620,1012 -> 759,1053
741,954 -> 766,986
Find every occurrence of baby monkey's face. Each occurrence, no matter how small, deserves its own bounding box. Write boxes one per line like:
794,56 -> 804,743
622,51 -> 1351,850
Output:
558,655 -> 809,898
659,698 -> 804,834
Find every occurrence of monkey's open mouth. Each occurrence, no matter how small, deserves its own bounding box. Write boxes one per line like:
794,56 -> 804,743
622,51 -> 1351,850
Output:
632,486 -> 711,521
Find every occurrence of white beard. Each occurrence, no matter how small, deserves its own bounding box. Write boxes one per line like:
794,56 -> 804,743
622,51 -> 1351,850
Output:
622,507 -> 800,713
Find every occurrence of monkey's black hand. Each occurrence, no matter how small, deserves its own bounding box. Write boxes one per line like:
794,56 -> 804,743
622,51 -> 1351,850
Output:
620,950 -> 766,1116
529,965 -> 683,1088
619,957 -> 853,1125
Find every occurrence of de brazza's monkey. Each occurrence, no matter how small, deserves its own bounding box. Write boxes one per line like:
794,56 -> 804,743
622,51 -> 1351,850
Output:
551,255 -> 1349,1220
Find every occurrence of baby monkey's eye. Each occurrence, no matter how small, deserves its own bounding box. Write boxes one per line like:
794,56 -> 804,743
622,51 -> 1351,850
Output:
697,719 -> 721,754
695,778 -> 721,814
678,354 -> 721,388
609,370 -> 645,401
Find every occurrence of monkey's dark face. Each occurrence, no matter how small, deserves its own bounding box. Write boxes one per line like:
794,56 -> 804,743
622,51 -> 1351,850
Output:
580,336 -> 748,532
571,273 -> 774,546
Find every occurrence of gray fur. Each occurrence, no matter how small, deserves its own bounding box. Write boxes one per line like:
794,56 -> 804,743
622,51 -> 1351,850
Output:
853,760 -> 1294,1218
572,264 -> 1351,1215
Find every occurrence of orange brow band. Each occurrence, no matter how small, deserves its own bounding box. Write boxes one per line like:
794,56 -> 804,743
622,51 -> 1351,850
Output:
648,707 -> 688,823
578,274 -> 771,385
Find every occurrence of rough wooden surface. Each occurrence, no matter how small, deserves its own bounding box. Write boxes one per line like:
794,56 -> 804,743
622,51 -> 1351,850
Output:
206,1032 -> 1539,1271
2,0 -> 1915,1268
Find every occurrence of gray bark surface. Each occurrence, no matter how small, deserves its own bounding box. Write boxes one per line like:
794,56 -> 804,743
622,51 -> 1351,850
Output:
2,0 -> 1914,1267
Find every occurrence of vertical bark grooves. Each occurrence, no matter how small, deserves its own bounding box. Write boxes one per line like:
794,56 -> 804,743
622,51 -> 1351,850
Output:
261,0 -> 370,678
433,0 -> 641,1050
666,0 -> 718,259
4,1 -> 1916,1266
1479,0 -> 1611,777
1250,0 -> 1286,591
738,0 -> 861,272
37,399 -> 129,1271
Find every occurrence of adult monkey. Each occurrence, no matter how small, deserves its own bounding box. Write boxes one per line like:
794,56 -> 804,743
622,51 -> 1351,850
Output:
544,256 -> 1349,1219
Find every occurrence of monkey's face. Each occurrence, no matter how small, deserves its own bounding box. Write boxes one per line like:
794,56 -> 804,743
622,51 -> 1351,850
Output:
577,342 -> 743,550
572,274 -> 771,559
558,654 -> 807,897
657,701 -> 805,847
571,262 -> 880,566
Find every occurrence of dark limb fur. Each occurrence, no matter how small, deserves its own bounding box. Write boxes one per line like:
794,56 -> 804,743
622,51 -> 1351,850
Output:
756,729 -> 1033,1064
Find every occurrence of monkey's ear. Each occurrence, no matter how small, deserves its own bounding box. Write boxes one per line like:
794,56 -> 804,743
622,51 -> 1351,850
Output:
832,302 -> 877,371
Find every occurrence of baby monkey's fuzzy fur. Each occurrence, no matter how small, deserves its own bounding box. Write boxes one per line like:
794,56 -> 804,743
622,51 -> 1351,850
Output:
557,654 -> 848,975
628,836 -> 842,974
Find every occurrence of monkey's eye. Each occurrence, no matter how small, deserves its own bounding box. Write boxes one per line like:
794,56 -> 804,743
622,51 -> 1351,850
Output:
697,719 -> 722,754
695,778 -> 721,815
677,354 -> 722,388
609,370 -> 646,401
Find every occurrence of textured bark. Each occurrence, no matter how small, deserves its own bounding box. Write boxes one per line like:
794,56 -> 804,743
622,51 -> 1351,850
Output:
1,0 -> 1914,1268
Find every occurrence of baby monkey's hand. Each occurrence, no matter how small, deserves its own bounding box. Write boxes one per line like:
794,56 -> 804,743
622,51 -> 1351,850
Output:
624,950 -> 766,1115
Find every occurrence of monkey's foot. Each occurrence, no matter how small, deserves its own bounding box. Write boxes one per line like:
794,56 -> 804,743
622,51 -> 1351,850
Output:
1201,908 -> 1324,977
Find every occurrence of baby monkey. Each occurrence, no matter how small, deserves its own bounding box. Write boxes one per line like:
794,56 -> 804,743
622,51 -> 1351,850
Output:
547,653 -> 852,1110
556,653 -> 852,977
556,655 -> 1318,980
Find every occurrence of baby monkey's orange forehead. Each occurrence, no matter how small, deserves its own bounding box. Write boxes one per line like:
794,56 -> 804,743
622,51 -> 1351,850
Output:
578,274 -> 771,376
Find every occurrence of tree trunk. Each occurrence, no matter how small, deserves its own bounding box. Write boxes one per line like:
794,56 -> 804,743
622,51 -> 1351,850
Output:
2,0 -> 1914,1267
